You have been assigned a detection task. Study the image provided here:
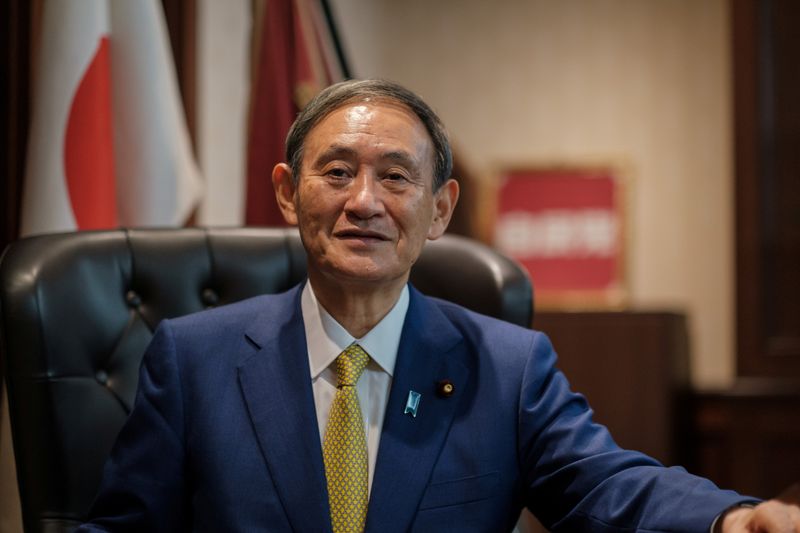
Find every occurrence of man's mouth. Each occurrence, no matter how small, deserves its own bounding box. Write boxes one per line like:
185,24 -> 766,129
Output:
333,229 -> 390,242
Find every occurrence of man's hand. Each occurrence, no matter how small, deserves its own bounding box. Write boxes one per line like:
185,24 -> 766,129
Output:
721,500 -> 800,532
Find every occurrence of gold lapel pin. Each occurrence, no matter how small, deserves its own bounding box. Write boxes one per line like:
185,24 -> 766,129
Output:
436,379 -> 455,398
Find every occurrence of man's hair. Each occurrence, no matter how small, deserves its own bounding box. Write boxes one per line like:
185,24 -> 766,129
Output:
285,79 -> 453,191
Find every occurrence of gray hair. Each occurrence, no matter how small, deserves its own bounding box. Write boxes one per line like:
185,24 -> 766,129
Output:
285,79 -> 453,191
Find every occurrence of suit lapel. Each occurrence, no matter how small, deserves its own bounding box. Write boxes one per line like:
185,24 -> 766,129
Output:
237,286 -> 332,532
365,288 -> 470,532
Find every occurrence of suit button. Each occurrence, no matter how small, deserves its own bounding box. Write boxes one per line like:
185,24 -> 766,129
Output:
202,288 -> 219,306
125,290 -> 142,308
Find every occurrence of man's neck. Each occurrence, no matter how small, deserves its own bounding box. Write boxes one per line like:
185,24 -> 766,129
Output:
307,271 -> 407,338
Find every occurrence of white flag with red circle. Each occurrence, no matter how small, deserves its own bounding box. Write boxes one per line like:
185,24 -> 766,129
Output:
21,0 -> 203,237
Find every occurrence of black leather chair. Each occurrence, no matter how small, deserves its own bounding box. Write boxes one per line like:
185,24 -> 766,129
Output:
0,227 -> 533,533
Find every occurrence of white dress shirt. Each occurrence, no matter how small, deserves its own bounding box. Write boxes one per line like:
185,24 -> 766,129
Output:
301,281 -> 409,493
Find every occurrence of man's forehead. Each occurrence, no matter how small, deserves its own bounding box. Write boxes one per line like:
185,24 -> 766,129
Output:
314,98 -> 426,133
303,100 -> 434,164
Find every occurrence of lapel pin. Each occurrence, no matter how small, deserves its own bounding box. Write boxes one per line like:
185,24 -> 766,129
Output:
436,379 -> 455,398
404,390 -> 421,418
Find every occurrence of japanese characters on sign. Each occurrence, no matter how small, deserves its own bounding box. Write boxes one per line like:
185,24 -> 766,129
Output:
494,167 -> 625,308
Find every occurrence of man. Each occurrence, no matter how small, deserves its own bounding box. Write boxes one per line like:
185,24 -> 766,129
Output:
80,79 -> 800,532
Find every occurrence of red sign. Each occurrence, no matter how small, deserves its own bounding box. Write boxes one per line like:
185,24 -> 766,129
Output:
494,168 -> 624,307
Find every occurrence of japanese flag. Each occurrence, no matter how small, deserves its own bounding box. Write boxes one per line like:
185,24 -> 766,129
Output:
21,0 -> 203,236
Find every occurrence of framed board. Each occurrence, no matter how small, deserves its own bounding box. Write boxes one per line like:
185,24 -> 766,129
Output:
493,165 -> 627,309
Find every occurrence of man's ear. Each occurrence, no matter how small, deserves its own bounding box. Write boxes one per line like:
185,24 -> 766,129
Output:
272,163 -> 299,226
427,179 -> 460,240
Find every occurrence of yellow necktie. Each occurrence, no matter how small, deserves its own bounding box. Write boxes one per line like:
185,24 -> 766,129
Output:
323,344 -> 370,533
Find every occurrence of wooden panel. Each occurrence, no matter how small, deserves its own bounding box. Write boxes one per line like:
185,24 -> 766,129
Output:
690,379 -> 800,498
0,0 -> 33,256
534,311 -> 690,465
734,0 -> 800,377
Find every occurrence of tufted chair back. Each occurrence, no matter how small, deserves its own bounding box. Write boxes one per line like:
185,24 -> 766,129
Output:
0,227 -> 533,533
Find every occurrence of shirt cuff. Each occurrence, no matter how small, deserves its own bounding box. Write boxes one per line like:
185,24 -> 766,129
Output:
709,501 -> 759,533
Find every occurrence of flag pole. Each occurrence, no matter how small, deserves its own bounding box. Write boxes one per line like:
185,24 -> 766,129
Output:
317,0 -> 352,79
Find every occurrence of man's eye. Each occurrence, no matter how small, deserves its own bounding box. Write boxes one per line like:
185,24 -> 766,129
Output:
327,167 -> 350,178
384,172 -> 408,182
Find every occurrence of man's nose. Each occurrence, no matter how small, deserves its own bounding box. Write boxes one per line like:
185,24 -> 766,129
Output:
345,171 -> 384,219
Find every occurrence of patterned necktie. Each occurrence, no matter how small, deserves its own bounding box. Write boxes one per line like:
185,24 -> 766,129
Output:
323,344 -> 370,533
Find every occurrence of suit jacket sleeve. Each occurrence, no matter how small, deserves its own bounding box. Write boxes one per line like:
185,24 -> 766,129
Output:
77,320 -> 189,532
519,331 -> 751,532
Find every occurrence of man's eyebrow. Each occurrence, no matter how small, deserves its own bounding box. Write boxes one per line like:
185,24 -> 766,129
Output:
381,150 -> 417,167
311,145 -> 358,167
311,146 -> 419,168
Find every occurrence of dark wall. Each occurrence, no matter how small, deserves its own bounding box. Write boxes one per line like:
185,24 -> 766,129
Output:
687,0 -> 800,499
734,0 -> 800,378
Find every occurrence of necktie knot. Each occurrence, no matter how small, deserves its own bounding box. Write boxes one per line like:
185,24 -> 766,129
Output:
335,344 -> 369,387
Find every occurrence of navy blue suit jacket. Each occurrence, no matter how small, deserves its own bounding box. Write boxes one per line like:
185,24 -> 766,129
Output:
81,284 -> 748,532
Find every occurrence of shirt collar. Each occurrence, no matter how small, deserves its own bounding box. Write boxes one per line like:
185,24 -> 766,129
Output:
302,281 -> 409,379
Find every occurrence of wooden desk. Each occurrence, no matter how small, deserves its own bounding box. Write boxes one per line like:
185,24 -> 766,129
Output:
534,310 -> 690,465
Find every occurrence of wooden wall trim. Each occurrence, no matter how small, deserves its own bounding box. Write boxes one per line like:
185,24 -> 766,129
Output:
733,0 -> 800,378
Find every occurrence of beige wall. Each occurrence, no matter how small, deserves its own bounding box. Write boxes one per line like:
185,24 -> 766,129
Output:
330,0 -> 734,388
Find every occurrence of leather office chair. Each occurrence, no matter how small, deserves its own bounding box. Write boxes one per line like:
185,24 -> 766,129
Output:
0,227 -> 533,533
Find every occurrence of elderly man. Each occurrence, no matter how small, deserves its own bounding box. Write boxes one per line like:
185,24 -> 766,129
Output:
80,79 -> 800,532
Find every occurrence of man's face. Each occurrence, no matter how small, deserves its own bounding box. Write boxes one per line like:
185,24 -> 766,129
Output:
275,100 -> 455,289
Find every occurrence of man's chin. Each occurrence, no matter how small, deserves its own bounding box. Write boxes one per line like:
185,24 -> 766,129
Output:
316,261 -> 408,288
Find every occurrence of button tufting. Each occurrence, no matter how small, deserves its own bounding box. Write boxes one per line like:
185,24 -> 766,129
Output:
125,290 -> 142,307
95,370 -> 109,385
202,288 -> 219,306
